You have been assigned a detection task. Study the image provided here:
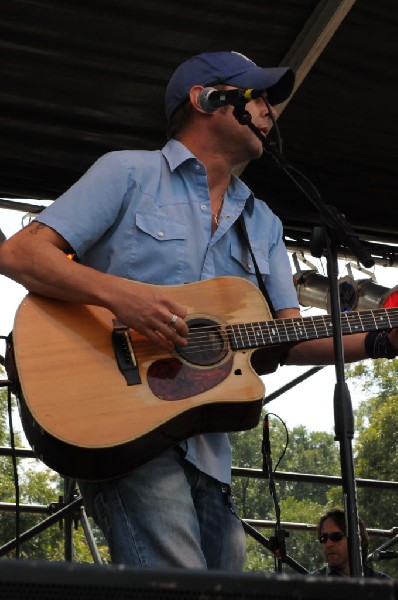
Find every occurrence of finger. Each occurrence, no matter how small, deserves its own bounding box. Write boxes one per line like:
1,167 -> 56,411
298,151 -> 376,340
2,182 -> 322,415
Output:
163,300 -> 188,330
151,315 -> 187,347
169,319 -> 189,344
136,325 -> 172,351
166,313 -> 189,337
167,313 -> 178,327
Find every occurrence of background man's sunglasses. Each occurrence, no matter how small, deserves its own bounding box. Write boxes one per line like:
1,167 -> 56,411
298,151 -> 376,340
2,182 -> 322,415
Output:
319,532 -> 345,544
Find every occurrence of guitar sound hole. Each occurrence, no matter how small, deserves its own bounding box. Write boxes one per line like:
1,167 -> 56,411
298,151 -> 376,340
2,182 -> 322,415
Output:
176,317 -> 229,366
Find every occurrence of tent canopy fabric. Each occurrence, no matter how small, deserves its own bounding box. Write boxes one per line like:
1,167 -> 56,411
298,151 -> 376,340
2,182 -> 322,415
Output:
1,0 -> 397,262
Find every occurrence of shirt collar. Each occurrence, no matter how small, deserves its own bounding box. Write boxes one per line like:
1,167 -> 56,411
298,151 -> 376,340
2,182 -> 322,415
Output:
162,139 -> 255,213
162,139 -> 195,172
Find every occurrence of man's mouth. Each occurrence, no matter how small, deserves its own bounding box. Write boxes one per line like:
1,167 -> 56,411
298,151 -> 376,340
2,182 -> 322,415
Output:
258,126 -> 269,137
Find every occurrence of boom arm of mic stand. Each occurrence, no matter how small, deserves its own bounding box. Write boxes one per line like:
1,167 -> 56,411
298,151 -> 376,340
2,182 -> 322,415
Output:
245,120 -> 374,269
240,519 -> 309,574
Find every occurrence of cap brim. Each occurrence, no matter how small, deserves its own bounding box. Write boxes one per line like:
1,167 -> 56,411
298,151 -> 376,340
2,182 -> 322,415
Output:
225,66 -> 295,105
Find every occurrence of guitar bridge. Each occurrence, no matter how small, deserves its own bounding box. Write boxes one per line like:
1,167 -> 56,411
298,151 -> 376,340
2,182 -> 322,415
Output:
112,319 -> 141,386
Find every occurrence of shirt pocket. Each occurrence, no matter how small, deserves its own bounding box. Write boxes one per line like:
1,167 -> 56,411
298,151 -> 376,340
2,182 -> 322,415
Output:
136,212 -> 187,241
230,239 -> 270,278
131,212 -> 188,283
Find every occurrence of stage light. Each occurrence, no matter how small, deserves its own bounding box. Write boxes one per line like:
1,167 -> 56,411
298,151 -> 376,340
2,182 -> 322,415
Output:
292,253 -> 398,312
292,253 -> 358,312
294,268 -> 329,311
355,279 -> 398,310
346,262 -> 398,310
336,276 -> 359,312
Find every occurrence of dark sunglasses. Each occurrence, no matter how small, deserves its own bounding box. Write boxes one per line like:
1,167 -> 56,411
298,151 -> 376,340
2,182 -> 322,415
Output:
319,532 -> 345,544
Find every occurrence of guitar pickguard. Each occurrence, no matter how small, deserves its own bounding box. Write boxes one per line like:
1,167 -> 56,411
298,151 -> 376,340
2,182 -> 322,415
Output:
147,356 -> 233,401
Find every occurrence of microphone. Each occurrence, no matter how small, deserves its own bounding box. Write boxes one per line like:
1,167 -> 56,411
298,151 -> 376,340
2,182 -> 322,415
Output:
197,87 -> 264,113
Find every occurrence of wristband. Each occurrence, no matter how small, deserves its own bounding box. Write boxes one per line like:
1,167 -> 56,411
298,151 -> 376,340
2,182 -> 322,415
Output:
364,330 -> 398,359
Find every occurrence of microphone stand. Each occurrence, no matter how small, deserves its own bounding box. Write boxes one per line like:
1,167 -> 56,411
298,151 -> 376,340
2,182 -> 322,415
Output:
233,104 -> 373,577
367,533 -> 398,563
262,413 -> 288,573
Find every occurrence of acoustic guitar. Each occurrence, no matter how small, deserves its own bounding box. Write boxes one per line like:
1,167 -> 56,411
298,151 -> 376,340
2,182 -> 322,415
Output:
10,276 -> 398,481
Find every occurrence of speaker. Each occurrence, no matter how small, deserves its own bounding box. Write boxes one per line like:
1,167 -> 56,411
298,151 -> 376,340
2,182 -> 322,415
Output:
0,559 -> 396,600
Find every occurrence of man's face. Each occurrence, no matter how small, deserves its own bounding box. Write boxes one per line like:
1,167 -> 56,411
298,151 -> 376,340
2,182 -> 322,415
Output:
213,85 -> 278,163
320,518 -> 349,573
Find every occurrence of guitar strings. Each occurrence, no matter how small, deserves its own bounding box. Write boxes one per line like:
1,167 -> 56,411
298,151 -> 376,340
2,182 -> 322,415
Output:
179,309 -> 398,346
138,307 -> 398,358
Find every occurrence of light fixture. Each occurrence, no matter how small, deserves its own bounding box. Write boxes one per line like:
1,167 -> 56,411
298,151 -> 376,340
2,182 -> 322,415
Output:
355,279 -> 398,310
292,253 -> 358,312
292,254 -> 398,312
346,263 -> 398,310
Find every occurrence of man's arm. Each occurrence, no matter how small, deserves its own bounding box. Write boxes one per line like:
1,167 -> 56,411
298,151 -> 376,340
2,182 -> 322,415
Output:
275,307 -> 398,366
0,222 -> 189,349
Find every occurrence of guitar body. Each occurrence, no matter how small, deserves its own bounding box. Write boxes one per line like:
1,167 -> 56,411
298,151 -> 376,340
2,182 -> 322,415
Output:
12,276 -> 273,481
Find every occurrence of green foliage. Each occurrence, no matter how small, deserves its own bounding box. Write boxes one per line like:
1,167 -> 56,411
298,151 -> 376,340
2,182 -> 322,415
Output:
277,497 -> 327,574
231,360 -> 398,578
346,358 -> 398,406
0,376 -> 109,563
230,413 -> 341,573
346,359 -> 398,577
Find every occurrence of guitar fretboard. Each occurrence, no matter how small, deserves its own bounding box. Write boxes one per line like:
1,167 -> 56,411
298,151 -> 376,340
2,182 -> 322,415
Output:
227,308 -> 398,351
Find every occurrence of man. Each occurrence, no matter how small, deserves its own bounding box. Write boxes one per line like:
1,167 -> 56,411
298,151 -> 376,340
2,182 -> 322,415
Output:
312,508 -> 389,578
0,51 -> 397,570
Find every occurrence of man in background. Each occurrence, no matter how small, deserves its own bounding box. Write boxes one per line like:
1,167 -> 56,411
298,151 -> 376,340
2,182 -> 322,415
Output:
312,508 -> 389,578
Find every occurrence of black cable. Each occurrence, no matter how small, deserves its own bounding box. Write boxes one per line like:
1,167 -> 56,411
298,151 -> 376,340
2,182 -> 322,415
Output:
232,102 -> 326,212
269,412 -> 289,473
263,97 -> 283,155
243,112 -> 373,268
261,412 -> 290,573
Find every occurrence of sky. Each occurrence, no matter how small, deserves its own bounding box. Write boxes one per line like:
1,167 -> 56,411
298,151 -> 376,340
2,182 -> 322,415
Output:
1,204 -> 397,437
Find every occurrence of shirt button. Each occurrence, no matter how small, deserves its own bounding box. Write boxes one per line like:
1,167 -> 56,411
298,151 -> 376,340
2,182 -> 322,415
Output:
247,264 -> 252,270
157,231 -> 164,237
195,164 -> 201,170
200,204 -> 207,211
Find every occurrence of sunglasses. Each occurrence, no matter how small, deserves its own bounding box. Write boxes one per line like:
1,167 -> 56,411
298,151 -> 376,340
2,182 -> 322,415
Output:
319,532 -> 345,544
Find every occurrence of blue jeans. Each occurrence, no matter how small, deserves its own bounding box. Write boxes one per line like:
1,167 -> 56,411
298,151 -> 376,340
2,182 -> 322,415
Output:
79,447 -> 246,569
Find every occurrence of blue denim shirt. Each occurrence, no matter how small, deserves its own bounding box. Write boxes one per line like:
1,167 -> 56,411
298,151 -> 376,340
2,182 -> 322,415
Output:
37,139 -> 298,483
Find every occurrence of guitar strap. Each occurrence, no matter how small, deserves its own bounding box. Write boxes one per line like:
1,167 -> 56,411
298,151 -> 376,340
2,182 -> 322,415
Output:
237,213 -> 277,318
237,213 -> 295,373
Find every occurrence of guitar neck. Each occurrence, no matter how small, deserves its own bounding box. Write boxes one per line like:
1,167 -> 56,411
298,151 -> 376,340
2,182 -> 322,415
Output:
228,307 -> 398,351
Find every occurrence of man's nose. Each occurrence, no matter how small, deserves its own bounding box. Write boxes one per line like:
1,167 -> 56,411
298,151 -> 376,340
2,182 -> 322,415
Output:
325,539 -> 335,546
269,104 -> 278,120
262,99 -> 278,120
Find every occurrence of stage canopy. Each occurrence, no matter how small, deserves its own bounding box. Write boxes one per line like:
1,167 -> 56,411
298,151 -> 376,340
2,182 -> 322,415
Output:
1,0 -> 397,264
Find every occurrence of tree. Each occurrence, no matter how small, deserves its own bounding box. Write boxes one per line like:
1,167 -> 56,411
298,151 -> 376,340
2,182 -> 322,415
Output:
230,412 -> 341,573
230,387 -> 398,577
344,358 -> 398,577
0,371 -> 109,562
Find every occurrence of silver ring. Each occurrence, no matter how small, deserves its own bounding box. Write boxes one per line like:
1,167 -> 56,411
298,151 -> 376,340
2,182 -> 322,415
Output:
169,314 -> 178,326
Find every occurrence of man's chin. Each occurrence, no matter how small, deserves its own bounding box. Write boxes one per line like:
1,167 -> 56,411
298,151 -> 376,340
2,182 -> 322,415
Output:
249,143 -> 264,161
327,555 -> 342,566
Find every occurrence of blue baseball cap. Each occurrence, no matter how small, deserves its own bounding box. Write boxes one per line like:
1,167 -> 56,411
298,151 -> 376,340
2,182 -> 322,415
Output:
165,51 -> 295,121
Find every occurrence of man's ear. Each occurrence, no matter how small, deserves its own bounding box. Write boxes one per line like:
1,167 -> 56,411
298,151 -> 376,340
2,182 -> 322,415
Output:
189,85 -> 210,114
